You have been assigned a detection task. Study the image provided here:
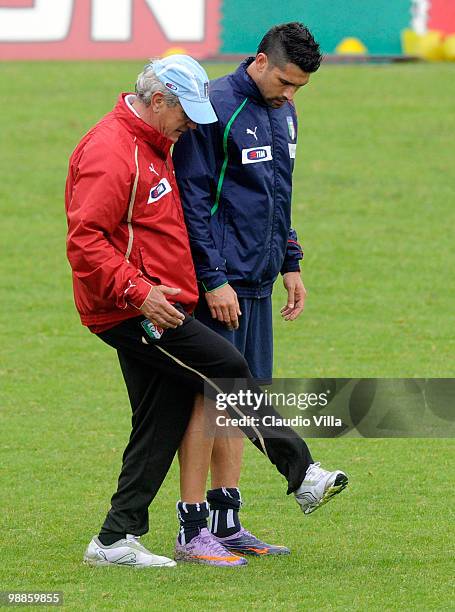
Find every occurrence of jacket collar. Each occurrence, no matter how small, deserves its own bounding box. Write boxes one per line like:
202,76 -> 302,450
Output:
114,93 -> 173,158
230,57 -> 266,105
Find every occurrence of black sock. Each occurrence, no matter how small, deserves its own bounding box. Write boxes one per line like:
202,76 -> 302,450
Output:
98,531 -> 126,546
177,500 -> 209,545
207,487 -> 242,537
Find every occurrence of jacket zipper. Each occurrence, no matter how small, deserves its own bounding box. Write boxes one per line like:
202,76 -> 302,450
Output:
259,107 -> 278,293
125,141 -> 140,262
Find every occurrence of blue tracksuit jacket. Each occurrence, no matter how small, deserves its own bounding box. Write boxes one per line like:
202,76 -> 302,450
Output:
173,58 -> 303,299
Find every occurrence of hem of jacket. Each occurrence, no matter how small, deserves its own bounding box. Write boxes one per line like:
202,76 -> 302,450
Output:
81,300 -> 197,333
228,282 -> 273,299
82,309 -> 142,333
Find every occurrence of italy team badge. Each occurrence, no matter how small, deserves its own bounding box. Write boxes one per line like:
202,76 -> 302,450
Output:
286,116 -> 296,140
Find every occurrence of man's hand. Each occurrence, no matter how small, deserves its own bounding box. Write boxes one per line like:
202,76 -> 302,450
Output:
140,285 -> 185,329
281,272 -> 307,321
205,284 -> 241,330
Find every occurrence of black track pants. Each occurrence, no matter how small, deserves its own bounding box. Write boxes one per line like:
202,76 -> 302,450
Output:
96,311 -> 313,536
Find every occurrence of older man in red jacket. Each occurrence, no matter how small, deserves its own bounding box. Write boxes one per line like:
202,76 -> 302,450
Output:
66,55 -> 344,570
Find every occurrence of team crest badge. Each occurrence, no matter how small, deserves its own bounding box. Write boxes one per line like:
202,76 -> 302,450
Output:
287,116 -> 296,140
147,178 -> 172,204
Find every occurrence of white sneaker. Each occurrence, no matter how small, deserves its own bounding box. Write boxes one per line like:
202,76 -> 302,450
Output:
83,534 -> 176,568
294,462 -> 348,515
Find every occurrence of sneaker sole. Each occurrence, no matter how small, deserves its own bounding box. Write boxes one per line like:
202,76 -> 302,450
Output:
83,556 -> 176,568
304,473 -> 349,515
174,551 -> 247,567
225,547 -> 291,557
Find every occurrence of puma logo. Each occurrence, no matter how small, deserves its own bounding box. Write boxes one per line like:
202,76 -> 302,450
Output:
246,126 -> 258,141
124,280 -> 137,295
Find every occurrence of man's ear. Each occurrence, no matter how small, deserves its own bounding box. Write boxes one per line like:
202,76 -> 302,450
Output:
151,91 -> 165,113
255,52 -> 269,74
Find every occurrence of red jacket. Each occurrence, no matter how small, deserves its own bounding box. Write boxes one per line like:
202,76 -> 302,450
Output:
65,93 -> 198,332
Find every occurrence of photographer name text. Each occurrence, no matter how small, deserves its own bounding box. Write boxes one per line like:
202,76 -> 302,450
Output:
216,414 -> 343,428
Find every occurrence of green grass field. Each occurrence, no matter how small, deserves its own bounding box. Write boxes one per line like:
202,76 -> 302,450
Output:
1,61 -> 454,610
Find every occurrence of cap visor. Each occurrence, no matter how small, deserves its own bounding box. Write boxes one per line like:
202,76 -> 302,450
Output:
180,98 -> 217,124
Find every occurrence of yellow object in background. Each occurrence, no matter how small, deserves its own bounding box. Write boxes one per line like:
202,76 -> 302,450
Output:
401,29 -> 447,61
442,35 -> 455,61
416,31 -> 444,61
335,37 -> 368,55
401,29 -> 420,55
162,47 -> 188,57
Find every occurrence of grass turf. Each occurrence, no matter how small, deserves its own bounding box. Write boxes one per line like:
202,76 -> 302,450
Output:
1,61 -> 454,610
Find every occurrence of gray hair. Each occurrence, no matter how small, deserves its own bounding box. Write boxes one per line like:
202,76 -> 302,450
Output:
135,59 -> 179,107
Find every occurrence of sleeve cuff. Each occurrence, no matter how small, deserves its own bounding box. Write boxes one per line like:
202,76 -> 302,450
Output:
203,281 -> 229,293
125,277 -> 155,310
199,272 -> 228,293
281,262 -> 301,275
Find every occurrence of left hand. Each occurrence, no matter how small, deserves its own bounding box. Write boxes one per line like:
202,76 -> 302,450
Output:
281,272 -> 307,321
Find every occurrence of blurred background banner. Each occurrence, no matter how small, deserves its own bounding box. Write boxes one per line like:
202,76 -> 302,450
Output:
428,0 -> 455,33
221,0 -> 410,55
1,0 -> 455,60
0,0 -> 221,59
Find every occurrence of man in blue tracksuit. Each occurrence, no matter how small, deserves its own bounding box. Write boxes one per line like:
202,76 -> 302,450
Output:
172,23 -> 347,561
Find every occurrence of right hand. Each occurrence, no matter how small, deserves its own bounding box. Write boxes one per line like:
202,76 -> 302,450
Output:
140,285 -> 185,329
205,284 -> 241,330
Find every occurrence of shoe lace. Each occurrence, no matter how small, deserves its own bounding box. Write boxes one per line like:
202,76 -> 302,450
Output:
305,461 -> 323,479
231,529 -> 258,544
198,530 -> 232,556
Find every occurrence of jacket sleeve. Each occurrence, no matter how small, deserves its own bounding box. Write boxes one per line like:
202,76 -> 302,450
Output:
281,228 -> 303,274
173,123 -> 228,292
66,138 -> 152,310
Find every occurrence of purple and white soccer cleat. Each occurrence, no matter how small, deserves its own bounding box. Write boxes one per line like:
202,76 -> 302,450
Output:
214,528 -> 290,556
174,528 -> 247,566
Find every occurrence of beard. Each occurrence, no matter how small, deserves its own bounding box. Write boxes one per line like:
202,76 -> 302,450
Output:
267,98 -> 287,108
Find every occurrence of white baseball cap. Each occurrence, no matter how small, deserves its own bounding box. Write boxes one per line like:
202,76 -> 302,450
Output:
152,54 -> 217,124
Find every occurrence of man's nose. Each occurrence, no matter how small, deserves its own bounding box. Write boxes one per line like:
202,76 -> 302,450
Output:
187,119 -> 197,130
283,87 -> 295,102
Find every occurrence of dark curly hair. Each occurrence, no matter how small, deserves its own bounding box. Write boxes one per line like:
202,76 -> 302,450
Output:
257,22 -> 322,73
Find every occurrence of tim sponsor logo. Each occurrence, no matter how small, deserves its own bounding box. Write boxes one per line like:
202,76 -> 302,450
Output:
147,178 -> 172,204
241,145 -> 273,165
248,149 -> 267,160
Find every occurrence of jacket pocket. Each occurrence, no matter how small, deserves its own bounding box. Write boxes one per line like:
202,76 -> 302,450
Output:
139,247 -> 162,285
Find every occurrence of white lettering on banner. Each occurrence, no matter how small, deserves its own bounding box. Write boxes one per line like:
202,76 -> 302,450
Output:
91,0 -> 132,41
0,0 -> 205,43
146,0 -> 204,41
92,0 -> 204,42
411,0 -> 430,35
0,0 -> 73,42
